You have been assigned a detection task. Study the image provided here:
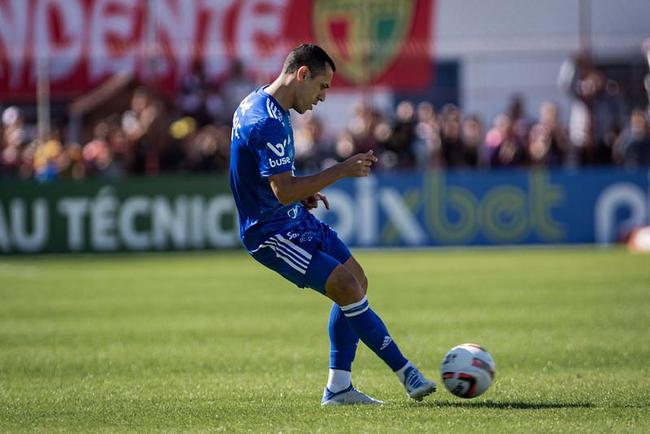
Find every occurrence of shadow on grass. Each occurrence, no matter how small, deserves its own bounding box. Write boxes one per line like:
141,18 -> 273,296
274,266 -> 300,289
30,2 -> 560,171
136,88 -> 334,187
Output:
427,400 -> 594,410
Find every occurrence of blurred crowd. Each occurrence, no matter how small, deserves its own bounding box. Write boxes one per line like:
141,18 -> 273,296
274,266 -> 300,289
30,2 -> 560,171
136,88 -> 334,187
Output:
294,97 -> 650,174
1,57 -> 650,181
0,60 -> 253,182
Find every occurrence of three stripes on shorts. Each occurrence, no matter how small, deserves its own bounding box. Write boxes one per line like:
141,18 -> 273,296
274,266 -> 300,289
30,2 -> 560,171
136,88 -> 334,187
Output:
261,234 -> 312,274
260,233 -> 370,317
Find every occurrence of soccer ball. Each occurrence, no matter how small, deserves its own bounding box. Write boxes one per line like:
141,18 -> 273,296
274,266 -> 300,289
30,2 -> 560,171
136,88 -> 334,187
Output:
440,343 -> 496,398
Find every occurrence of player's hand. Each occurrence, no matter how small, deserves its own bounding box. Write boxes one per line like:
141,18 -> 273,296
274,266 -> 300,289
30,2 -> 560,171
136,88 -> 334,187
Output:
301,192 -> 329,210
341,150 -> 378,177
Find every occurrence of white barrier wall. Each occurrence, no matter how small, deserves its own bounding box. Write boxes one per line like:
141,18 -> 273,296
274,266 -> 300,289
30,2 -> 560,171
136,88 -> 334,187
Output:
320,0 -> 650,133
436,0 -> 650,125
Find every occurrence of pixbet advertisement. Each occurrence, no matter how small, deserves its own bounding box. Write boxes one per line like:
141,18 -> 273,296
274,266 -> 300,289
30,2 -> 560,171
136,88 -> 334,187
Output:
1,169 -> 647,254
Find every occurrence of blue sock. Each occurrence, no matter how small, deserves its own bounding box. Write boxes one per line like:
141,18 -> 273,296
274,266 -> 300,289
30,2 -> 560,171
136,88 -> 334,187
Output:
328,303 -> 359,371
339,296 -> 408,372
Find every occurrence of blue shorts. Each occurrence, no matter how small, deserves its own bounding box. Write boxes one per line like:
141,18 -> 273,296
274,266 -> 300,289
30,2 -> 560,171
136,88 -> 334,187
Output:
249,214 -> 351,294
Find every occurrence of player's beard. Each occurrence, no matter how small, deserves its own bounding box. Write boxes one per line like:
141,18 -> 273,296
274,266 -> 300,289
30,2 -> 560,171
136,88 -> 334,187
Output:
298,102 -> 310,114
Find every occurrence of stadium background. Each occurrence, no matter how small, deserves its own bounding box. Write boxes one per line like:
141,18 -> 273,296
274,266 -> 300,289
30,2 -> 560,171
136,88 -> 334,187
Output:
1,0 -> 650,253
1,2 -> 650,432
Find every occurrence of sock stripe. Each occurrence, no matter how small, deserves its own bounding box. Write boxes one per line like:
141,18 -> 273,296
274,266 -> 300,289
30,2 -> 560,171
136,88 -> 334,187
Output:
343,305 -> 369,317
340,296 -> 368,311
341,297 -> 369,318
344,302 -> 368,315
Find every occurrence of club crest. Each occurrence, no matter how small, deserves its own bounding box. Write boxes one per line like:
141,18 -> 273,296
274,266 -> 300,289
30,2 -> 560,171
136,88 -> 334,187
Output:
313,0 -> 416,85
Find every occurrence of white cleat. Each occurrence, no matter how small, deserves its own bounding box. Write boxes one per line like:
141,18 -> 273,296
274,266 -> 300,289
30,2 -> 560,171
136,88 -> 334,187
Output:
321,385 -> 383,406
401,365 -> 437,401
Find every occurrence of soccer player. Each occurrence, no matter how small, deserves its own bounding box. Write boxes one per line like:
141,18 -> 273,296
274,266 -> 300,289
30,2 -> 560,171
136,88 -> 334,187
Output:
229,44 -> 436,405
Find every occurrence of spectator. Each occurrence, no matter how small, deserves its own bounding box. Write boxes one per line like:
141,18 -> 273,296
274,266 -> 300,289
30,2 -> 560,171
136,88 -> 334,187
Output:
645,38 -> 650,108
334,130 -> 356,161
1,106 -> 33,177
33,136 -> 63,182
483,114 -> 526,168
121,86 -> 168,174
58,143 -> 85,179
439,104 -> 465,167
382,100 -> 416,169
558,52 -> 606,165
177,59 -> 212,126
17,141 -> 36,179
176,59 -> 228,127
221,59 -> 256,120
182,125 -> 230,173
615,109 -> 650,167
347,102 -> 383,154
294,113 -> 332,174
461,115 -> 482,168
528,102 -> 570,167
83,126 -> 123,178
413,101 -> 441,168
507,94 -> 533,153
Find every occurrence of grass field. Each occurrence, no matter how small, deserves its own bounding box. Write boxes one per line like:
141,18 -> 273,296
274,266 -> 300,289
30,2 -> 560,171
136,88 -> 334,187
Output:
1,247 -> 649,432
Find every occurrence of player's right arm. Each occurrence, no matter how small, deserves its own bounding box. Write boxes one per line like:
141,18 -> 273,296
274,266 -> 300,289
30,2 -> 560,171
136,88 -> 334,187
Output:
269,151 -> 377,205
251,116 -> 377,206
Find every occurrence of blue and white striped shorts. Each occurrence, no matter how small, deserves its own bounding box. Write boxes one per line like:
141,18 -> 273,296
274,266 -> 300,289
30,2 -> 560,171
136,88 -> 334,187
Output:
249,214 -> 351,294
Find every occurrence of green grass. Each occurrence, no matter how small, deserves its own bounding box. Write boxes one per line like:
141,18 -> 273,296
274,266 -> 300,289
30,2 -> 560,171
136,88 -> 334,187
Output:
0,248 -> 649,432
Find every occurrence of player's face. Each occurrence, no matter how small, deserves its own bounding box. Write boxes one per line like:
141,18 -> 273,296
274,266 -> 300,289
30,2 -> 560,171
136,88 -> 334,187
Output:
296,64 -> 333,114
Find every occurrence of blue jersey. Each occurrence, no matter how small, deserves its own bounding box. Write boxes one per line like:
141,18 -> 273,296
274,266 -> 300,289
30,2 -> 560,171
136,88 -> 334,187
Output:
229,87 -> 309,251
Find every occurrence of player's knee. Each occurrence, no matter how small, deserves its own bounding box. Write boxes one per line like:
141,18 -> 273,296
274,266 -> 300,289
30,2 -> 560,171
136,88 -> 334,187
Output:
325,266 -> 364,305
343,256 -> 367,294
360,274 -> 368,294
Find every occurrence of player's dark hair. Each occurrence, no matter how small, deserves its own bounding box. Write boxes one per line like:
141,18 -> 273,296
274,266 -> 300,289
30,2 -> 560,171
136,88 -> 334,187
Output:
283,44 -> 336,77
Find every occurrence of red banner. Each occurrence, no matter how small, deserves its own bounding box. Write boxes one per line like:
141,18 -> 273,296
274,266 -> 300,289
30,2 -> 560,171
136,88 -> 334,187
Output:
0,0 -> 433,100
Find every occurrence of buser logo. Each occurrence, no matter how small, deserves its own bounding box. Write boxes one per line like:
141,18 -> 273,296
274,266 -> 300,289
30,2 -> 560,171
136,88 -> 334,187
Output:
266,136 -> 291,157
269,157 -> 291,167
